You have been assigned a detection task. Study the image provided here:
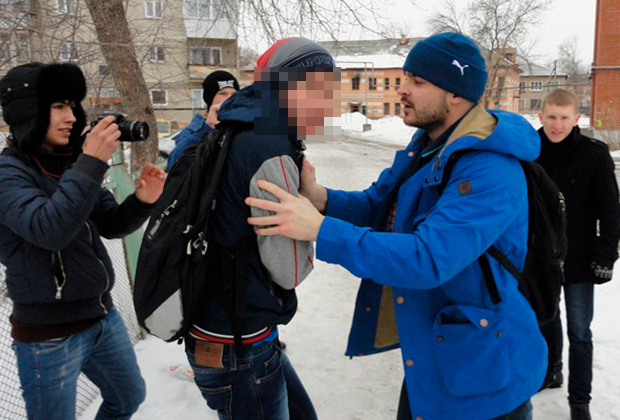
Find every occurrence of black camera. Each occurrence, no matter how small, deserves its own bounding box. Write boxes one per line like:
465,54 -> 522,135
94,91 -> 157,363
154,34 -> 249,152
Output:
91,112 -> 149,142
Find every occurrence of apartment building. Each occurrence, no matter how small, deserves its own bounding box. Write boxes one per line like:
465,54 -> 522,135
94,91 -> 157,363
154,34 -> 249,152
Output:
517,62 -> 569,114
0,0 -> 239,128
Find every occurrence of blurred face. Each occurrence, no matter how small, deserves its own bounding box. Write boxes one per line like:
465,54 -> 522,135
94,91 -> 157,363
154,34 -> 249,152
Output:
539,103 -> 580,143
397,71 -> 450,138
43,101 -> 76,151
211,87 -> 236,108
283,70 -> 341,136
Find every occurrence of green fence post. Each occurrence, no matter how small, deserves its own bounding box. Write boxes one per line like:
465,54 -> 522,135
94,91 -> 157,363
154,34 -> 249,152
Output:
105,147 -> 144,286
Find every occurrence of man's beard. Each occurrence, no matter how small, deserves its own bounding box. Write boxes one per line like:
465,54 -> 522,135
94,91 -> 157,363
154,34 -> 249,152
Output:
402,96 -> 448,132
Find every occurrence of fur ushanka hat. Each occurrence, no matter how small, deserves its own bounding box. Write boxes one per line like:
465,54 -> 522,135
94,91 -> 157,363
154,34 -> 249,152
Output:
0,62 -> 87,154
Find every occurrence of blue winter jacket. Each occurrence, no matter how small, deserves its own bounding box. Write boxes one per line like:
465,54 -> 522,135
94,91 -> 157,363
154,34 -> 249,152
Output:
317,105 -> 547,419
166,113 -> 213,171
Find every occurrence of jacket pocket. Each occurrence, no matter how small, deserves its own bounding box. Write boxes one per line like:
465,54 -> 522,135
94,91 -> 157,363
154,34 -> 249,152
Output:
432,304 -> 509,397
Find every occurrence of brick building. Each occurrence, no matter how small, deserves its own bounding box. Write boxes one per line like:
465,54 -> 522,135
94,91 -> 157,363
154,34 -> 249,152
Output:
591,0 -> 620,142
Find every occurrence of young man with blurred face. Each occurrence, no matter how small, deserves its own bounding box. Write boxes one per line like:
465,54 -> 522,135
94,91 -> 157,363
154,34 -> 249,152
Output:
182,37 -> 338,420
0,62 -> 165,420
536,89 -> 620,420
246,32 -> 548,420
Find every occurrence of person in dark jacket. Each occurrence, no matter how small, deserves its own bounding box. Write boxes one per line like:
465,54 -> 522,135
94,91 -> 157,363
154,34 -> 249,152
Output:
536,89 -> 620,420
165,70 -> 239,170
183,37 -> 338,420
0,62 -> 165,420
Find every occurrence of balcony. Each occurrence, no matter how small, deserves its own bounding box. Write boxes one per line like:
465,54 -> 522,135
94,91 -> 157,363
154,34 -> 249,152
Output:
188,64 -> 238,82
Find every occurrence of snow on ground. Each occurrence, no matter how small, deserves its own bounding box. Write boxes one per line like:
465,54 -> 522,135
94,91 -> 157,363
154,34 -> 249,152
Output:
81,115 -> 618,420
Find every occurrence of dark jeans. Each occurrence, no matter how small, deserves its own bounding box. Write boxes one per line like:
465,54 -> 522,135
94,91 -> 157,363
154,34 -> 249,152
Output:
12,307 -> 146,420
397,382 -> 532,420
540,282 -> 594,405
185,335 -> 317,420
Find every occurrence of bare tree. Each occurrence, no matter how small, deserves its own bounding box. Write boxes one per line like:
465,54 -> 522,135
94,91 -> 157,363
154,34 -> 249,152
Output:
428,0 -> 551,108
83,0 -> 158,167
1,0 -> 400,168
557,36 -> 587,81
238,46 -> 259,69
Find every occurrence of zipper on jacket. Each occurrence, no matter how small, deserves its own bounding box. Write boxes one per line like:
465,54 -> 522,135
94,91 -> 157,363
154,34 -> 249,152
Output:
86,221 -> 110,314
147,199 -> 177,241
52,251 -> 67,300
97,258 -> 110,314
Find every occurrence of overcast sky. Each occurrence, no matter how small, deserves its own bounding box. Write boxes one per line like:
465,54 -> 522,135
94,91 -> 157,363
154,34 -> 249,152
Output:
389,0 -> 597,65
241,0 -> 597,68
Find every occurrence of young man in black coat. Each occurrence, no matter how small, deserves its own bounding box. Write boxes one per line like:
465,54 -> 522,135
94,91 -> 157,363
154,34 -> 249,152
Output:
537,88 -> 620,420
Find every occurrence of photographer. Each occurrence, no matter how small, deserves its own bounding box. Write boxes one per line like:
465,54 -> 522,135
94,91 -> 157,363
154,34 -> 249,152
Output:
0,62 -> 165,419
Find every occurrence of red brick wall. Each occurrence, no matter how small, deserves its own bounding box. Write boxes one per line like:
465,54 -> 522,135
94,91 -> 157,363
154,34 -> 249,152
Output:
591,0 -> 620,129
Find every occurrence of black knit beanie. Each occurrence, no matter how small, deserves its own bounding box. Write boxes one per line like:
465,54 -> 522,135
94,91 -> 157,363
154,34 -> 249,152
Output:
0,62 -> 87,154
202,70 -> 239,110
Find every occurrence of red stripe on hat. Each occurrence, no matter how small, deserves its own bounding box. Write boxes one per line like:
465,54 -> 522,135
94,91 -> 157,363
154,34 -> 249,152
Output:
256,37 -> 294,67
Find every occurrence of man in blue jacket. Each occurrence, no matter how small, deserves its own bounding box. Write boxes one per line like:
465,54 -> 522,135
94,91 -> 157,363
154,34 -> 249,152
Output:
246,32 -> 547,420
0,62 -> 165,419
166,70 -> 239,170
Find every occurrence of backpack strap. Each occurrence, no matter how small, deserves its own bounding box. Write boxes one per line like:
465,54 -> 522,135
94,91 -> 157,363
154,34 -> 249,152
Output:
477,253 -> 503,305
436,148 -> 527,306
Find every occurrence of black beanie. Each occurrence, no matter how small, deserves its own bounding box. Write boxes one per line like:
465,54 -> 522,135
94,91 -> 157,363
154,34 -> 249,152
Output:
202,70 -> 239,110
0,62 -> 87,154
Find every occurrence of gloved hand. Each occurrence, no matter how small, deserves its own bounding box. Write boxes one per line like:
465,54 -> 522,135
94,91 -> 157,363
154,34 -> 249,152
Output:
591,261 -> 613,285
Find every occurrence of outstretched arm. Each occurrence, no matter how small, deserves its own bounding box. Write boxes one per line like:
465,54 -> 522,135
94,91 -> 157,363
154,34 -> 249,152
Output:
246,179 -> 324,241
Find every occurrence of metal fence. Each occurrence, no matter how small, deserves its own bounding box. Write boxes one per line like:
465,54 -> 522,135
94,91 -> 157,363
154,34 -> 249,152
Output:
0,238 -> 142,419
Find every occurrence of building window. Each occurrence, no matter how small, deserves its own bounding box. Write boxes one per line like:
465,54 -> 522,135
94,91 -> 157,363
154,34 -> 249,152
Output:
192,89 -> 205,108
384,78 -> 389,90
57,0 -> 76,14
99,65 -> 109,76
518,98 -> 525,110
184,0 -> 220,18
148,46 -> 165,63
530,99 -> 541,110
519,81 -> 525,93
352,76 -> 360,90
59,42 -> 79,61
145,1 -> 163,18
150,89 -> 168,105
384,102 -> 390,116
395,77 -> 401,89
548,80 -> 559,89
369,77 -> 377,90
190,47 -> 222,66
530,81 -> 542,91
395,103 -> 401,115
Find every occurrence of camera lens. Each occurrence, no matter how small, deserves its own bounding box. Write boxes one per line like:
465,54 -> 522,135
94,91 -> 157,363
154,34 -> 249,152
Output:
119,120 -> 149,142
130,120 -> 149,141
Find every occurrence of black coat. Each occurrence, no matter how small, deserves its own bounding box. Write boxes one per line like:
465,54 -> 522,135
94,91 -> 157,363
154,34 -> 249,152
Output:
537,126 -> 620,284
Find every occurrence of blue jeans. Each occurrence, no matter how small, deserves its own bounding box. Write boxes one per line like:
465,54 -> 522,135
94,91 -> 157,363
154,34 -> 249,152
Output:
185,335 -> 317,420
12,307 -> 146,420
540,282 -> 594,405
397,381 -> 532,420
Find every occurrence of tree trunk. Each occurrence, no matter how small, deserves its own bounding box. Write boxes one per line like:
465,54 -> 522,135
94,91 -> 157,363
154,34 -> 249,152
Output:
84,0 -> 158,170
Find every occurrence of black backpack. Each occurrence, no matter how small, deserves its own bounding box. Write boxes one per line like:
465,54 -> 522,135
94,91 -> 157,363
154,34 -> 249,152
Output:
440,150 -> 567,326
134,124 -> 244,342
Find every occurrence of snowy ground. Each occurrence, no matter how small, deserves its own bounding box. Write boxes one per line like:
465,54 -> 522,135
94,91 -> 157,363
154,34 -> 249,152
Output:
81,115 -> 618,420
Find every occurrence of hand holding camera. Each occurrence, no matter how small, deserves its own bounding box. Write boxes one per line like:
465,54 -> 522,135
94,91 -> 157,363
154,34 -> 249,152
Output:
83,115 -> 121,162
